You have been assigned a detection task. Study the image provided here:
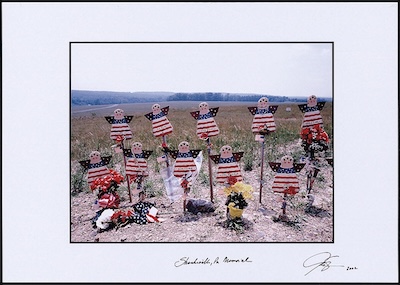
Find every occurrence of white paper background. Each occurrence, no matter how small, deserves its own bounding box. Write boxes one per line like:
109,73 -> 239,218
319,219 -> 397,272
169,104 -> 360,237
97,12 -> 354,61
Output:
2,2 -> 398,283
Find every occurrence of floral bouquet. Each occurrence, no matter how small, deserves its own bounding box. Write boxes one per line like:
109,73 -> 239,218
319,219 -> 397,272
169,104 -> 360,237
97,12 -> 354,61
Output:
222,176 -> 254,232
90,169 -> 124,209
300,124 -> 329,157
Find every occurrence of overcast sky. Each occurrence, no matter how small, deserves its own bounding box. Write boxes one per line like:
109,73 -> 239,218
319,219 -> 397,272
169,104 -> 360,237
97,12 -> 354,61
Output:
71,42 -> 332,98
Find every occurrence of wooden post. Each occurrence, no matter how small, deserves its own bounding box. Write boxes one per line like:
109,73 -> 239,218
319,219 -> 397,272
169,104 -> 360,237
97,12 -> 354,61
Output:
259,139 -> 265,204
120,139 -> 132,203
206,137 -> 214,203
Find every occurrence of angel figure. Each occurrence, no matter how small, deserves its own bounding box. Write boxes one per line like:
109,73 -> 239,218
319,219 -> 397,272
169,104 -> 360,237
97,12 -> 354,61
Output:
79,151 -> 112,184
190,102 -> 220,139
269,155 -> 305,194
210,145 -> 244,184
248,97 -> 278,134
105,108 -> 133,141
298,95 -> 326,130
144,104 -> 173,138
167,141 -> 201,178
123,142 -> 153,178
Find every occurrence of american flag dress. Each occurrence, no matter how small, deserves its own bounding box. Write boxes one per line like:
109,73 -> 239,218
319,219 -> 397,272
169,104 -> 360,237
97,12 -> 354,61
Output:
149,111 -> 173,137
173,152 -> 197,177
196,112 -> 220,138
109,118 -> 133,140
271,167 -> 300,193
126,153 -> 149,177
87,161 -> 110,184
215,156 -> 243,184
301,106 -> 323,130
251,108 -> 276,133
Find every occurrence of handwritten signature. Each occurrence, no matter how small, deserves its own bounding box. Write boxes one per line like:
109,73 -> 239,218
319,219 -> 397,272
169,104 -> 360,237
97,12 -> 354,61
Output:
303,252 -> 345,276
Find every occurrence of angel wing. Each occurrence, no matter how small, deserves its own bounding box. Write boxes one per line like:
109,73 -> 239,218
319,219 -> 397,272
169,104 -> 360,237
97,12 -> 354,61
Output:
293,163 -> 305,172
123,149 -> 133,158
190,149 -> 202,158
142,150 -> 153,159
190,111 -> 200,120
124,115 -> 134,123
209,107 -> 219,117
248,106 -> 257,115
78,159 -> 91,170
167,150 -> 179,159
101,155 -> 112,165
161,106 -> 170,115
233,152 -> 244,162
298,104 -> 308,113
104,116 -> 114,124
268,162 -> 281,172
144,112 -> 153,121
209,154 -> 221,164
268,105 -> 278,114
317,102 -> 326,110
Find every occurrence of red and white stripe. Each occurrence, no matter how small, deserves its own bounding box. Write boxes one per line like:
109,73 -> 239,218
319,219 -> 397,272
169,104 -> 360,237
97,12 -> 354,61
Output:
197,118 -> 219,138
251,113 -> 276,133
152,116 -> 173,137
173,158 -> 197,177
110,123 -> 133,140
271,173 -> 300,193
87,166 -> 110,184
126,157 -> 149,177
302,110 -> 323,129
216,162 -> 243,184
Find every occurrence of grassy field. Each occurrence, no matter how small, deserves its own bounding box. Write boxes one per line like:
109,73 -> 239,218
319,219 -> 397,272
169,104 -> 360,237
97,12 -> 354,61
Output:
71,101 -> 333,194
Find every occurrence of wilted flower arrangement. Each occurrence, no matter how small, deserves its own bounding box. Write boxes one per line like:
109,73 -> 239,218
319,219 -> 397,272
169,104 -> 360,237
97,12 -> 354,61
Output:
300,124 -> 329,157
90,169 -> 124,209
222,176 -> 253,232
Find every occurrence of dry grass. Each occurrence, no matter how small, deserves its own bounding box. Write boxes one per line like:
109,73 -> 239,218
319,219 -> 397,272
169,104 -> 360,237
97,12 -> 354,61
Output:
70,101 -> 333,242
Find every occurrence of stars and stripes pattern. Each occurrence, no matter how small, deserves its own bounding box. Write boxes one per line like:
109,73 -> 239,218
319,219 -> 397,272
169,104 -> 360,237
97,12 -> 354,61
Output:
87,161 -> 110,184
173,152 -> 197,177
196,112 -> 220,138
216,156 -> 243,184
126,153 -> 149,177
150,111 -> 173,137
271,167 -> 300,193
301,106 -> 323,130
251,108 -> 276,133
109,118 -> 133,140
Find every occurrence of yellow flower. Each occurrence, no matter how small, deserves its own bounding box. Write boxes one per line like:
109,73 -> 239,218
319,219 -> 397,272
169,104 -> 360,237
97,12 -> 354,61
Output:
223,182 -> 254,199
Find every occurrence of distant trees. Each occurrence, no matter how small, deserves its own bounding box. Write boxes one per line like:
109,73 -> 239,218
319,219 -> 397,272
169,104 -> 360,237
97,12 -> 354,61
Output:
71,90 -> 319,106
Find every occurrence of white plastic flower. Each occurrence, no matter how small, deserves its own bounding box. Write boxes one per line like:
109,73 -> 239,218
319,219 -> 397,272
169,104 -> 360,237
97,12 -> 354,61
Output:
96,209 -> 115,230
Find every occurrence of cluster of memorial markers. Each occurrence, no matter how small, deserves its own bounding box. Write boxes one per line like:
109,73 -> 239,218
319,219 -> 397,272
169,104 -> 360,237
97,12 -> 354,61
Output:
79,95 -> 331,218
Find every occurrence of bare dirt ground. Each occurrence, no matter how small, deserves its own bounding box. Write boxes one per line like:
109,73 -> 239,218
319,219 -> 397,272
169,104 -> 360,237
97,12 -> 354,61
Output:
71,140 -> 333,243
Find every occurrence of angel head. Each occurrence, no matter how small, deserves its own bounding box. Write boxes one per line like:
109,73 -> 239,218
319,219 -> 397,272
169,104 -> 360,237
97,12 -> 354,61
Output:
307,95 -> 318,107
113,108 -> 125,119
199,102 -> 210,115
220,145 -> 233,158
280,155 -> 294,169
178,141 -> 190,153
131,142 -> 143,154
89,151 -> 102,164
152,104 -> 161,115
257,97 -> 269,109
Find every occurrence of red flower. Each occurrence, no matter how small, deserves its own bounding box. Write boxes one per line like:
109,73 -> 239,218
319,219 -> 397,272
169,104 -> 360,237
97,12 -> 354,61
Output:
115,135 -> 124,143
162,142 -> 168,148
283,186 -> 298,195
181,179 -> 189,189
200,133 -> 209,140
227,176 -> 238,186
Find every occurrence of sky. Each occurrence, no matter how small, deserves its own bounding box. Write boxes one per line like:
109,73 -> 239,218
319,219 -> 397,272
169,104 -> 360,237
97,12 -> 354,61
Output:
71,42 -> 332,98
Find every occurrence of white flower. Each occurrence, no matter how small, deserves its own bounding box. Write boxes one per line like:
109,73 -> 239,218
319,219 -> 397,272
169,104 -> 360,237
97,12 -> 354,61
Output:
96,209 -> 115,230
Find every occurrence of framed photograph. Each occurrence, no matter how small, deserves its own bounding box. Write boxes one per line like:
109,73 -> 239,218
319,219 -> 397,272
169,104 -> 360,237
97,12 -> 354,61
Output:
3,2 -> 398,283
